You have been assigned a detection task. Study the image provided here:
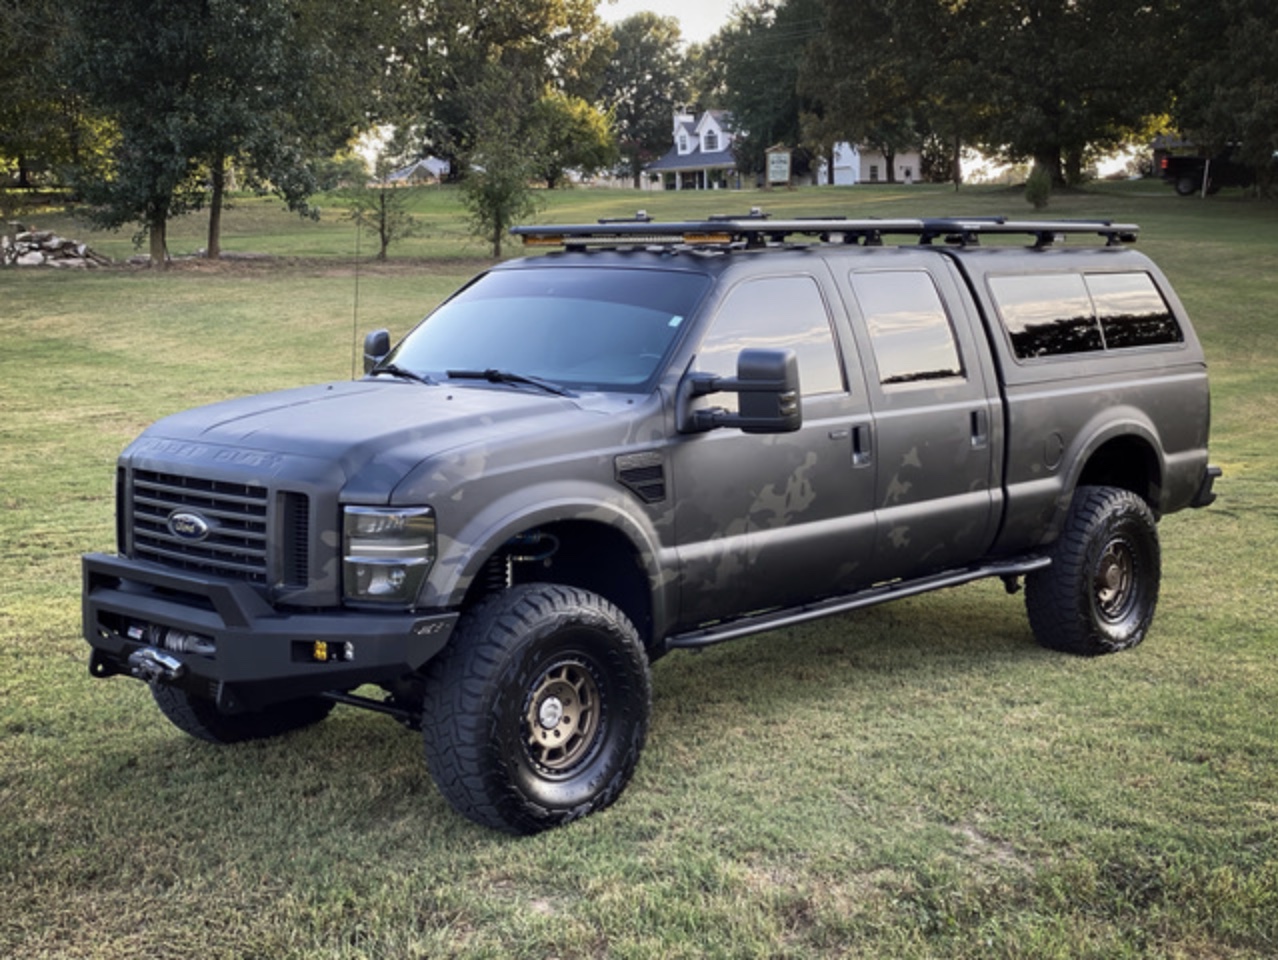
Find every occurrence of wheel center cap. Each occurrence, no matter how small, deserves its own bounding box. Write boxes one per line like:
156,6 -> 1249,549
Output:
538,696 -> 564,730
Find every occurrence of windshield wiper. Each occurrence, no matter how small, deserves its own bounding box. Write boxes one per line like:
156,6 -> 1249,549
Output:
369,363 -> 435,386
446,368 -> 576,397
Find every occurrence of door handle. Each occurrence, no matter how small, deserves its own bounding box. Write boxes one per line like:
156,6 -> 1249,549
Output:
852,423 -> 873,467
971,409 -> 989,449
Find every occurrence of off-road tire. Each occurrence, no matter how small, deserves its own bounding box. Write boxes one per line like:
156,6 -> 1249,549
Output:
421,583 -> 651,835
151,685 -> 335,744
1026,485 -> 1161,655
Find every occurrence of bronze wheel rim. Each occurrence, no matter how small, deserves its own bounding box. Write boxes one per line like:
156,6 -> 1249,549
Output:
1094,536 -> 1136,623
523,658 -> 601,774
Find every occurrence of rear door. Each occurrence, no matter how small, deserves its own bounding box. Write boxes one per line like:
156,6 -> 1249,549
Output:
835,251 -> 1000,581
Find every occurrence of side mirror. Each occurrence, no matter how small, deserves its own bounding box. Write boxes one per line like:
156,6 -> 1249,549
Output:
363,329 -> 391,374
677,348 -> 802,434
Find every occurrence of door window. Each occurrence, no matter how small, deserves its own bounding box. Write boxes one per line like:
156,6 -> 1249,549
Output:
850,270 -> 964,385
695,275 -> 845,411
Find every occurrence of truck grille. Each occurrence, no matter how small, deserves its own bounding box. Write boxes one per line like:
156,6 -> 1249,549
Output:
130,470 -> 308,586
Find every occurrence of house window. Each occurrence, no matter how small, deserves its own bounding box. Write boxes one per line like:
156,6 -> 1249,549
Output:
869,165 -> 879,182
678,133 -> 688,153
704,131 -> 718,152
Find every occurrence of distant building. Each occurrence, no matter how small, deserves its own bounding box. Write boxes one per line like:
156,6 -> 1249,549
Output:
817,143 -> 923,185
642,108 -> 924,189
644,110 -> 740,191
381,157 -> 450,185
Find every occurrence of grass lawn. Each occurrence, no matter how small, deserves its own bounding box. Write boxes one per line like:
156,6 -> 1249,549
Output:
2,181 -> 1276,958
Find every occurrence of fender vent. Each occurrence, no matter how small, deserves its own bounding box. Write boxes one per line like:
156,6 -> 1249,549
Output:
616,452 -> 667,504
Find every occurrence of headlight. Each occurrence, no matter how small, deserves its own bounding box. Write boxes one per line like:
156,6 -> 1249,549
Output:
342,506 -> 436,605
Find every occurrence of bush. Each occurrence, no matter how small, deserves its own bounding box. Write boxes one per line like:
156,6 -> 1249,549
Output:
1025,165 -> 1051,209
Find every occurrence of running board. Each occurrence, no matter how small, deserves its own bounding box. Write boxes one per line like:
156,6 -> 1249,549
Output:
664,556 -> 1050,652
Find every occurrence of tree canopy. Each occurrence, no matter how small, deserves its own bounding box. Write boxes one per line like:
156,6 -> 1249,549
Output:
597,13 -> 688,188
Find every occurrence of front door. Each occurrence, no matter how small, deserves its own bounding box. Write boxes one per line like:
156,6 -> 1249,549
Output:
670,271 -> 877,627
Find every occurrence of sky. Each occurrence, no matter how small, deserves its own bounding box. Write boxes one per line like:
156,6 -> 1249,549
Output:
598,0 -> 740,44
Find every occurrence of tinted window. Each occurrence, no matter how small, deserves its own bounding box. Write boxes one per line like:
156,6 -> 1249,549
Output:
696,275 -> 844,411
850,270 -> 963,384
388,267 -> 710,391
989,273 -> 1102,359
1086,273 -> 1183,348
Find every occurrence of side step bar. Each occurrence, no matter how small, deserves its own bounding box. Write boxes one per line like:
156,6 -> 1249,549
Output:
664,556 -> 1050,652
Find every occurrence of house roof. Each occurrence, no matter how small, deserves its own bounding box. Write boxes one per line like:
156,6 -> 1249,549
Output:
645,146 -> 738,173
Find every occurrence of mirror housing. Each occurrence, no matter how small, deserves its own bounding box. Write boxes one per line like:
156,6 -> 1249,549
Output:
363,329 -> 391,374
678,348 -> 802,434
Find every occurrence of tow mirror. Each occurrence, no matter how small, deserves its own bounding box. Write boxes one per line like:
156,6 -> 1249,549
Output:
363,329 -> 391,374
678,348 -> 802,434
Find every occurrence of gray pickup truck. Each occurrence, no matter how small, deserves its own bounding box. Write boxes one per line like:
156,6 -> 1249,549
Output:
83,215 -> 1219,834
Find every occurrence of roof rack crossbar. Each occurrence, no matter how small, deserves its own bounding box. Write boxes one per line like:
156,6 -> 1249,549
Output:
511,216 -> 1139,249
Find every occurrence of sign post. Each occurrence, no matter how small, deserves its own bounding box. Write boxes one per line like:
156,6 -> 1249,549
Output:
765,146 -> 792,190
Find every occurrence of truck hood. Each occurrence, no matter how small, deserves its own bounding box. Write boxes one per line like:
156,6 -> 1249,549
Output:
123,379 -> 609,500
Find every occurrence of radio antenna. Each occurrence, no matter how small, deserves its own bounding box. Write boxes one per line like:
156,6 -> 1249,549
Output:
350,220 -> 362,380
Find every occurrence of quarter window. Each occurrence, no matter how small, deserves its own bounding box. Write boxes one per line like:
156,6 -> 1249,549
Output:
696,276 -> 844,411
989,271 -> 1182,359
1088,272 -> 1183,349
850,270 -> 964,385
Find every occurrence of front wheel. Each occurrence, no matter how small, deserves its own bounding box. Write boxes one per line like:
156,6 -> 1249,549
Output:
1026,485 -> 1161,655
421,584 -> 651,834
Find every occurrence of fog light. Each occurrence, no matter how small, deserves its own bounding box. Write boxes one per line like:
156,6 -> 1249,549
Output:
313,640 -> 329,662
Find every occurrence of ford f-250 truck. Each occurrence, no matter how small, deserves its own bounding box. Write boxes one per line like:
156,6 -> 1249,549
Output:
83,214 -> 1219,834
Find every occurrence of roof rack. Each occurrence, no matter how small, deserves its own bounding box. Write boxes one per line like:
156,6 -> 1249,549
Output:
511,213 -> 1139,251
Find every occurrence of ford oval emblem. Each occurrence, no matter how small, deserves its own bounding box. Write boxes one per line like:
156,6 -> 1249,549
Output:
167,510 -> 211,542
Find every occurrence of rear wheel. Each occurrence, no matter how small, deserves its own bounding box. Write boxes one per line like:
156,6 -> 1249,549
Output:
1175,175 -> 1199,196
1026,485 -> 1161,655
421,583 -> 651,835
151,686 -> 334,744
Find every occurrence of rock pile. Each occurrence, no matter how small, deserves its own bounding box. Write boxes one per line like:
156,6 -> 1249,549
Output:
2,225 -> 112,268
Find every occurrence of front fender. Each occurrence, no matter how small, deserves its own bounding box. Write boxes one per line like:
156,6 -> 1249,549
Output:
418,480 -> 674,633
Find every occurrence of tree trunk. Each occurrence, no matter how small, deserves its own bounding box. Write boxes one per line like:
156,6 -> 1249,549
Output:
207,157 -> 225,260
1035,149 -> 1066,188
952,133 -> 963,191
149,215 -> 167,268
1064,149 -> 1084,187
884,147 -> 897,184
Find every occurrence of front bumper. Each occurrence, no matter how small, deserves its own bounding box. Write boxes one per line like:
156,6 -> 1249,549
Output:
83,552 -> 457,713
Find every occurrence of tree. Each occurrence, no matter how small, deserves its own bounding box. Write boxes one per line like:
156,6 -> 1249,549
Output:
597,13 -> 688,188
62,0 -> 382,265
526,90 -> 619,188
344,157 -> 423,261
388,0 -> 613,172
1173,0 -> 1278,193
0,0 -> 84,187
458,64 -> 543,258
964,0 -> 1171,186
714,0 -> 824,179
802,0 -> 981,188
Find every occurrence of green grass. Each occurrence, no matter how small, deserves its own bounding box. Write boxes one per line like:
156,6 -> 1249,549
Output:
2,182 -> 1276,958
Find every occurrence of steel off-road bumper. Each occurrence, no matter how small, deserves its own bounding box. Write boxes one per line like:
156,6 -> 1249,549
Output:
82,552 -> 458,714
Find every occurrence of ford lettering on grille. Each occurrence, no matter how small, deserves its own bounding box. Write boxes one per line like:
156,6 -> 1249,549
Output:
167,510 -> 211,542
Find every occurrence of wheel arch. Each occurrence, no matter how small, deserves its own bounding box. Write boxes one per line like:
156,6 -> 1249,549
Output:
1050,414 -> 1166,539
421,486 -> 669,652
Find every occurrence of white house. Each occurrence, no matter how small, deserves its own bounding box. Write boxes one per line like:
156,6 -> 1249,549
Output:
818,142 -> 924,185
644,109 -> 740,191
642,109 -> 924,189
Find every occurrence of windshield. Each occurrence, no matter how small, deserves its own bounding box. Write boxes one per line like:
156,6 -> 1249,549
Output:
385,266 -> 711,392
